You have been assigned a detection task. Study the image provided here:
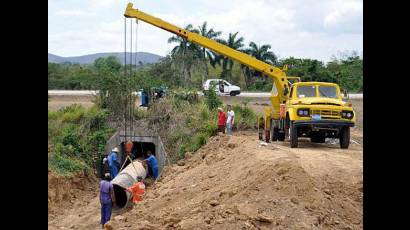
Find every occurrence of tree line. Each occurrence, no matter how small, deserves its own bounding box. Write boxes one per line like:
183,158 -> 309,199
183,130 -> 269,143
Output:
48,21 -> 363,92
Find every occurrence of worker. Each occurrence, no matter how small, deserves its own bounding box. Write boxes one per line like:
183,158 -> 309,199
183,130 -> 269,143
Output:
126,176 -> 146,203
226,105 -> 235,135
217,107 -> 226,134
142,150 -> 159,179
100,173 -> 115,228
107,147 -> 120,178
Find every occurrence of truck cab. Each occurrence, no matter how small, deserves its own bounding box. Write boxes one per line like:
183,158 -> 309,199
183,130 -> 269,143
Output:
285,82 -> 355,148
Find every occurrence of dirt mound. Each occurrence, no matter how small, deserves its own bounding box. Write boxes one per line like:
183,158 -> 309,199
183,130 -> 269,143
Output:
106,132 -> 362,229
48,171 -> 98,217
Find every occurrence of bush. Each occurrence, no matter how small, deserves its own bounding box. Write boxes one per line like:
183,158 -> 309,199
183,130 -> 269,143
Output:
199,103 -> 210,120
48,105 -> 114,175
232,104 -> 257,130
61,126 -> 82,155
205,85 -> 222,110
86,106 -> 109,131
48,111 -> 59,120
60,104 -> 85,123
48,152 -> 89,175
170,88 -> 200,104
191,132 -> 208,150
204,120 -> 218,136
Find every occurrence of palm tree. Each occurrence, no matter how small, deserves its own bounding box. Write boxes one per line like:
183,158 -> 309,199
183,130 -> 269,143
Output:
168,24 -> 200,56
215,32 -> 245,81
242,41 -> 277,87
196,22 -> 222,83
167,24 -> 201,86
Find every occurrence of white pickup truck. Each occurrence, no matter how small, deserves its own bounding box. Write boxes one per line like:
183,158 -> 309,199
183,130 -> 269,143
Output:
203,79 -> 241,96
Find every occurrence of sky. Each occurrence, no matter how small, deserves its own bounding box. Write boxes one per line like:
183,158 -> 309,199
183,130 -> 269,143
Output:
48,0 -> 363,63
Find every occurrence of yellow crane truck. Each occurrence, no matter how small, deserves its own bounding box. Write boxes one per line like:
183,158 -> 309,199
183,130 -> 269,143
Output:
124,3 -> 356,149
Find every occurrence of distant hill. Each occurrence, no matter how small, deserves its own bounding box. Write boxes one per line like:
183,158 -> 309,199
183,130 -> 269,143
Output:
48,52 -> 162,65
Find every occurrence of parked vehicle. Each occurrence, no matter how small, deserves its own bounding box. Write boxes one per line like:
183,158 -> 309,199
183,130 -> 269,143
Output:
203,79 -> 241,96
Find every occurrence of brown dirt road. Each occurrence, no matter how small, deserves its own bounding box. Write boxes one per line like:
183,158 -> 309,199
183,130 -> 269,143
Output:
48,95 -> 94,111
48,131 -> 362,229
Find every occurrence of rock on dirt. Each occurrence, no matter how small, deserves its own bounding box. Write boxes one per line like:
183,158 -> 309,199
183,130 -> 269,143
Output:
290,197 -> 299,204
209,200 -> 220,206
255,214 -> 274,223
114,215 -> 127,222
104,222 -> 113,230
177,160 -> 186,166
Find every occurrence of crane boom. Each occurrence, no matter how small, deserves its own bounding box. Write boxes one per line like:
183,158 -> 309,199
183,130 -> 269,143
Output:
124,3 -> 289,106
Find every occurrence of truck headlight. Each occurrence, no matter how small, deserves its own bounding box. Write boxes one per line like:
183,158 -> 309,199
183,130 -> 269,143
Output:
341,110 -> 354,119
297,108 -> 310,117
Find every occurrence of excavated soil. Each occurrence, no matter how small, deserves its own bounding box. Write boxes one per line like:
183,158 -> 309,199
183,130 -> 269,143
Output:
48,131 -> 362,229
48,171 -> 98,220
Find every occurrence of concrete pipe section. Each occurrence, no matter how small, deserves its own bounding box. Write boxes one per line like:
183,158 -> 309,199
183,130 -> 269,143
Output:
111,160 -> 147,208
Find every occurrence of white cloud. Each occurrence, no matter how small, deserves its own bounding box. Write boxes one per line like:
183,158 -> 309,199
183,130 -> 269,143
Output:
324,0 -> 363,33
55,10 -> 87,17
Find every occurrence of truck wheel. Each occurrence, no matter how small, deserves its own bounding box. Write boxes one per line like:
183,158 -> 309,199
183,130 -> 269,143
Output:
230,91 -> 236,96
272,127 -> 279,141
265,130 -> 270,143
290,121 -> 298,148
339,127 -> 350,149
278,131 -> 285,141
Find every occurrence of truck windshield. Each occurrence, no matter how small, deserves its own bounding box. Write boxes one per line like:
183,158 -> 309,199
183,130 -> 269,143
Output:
297,86 -> 316,98
319,86 -> 338,98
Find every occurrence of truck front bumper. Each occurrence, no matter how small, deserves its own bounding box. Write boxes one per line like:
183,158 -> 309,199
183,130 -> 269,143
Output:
293,120 -> 355,128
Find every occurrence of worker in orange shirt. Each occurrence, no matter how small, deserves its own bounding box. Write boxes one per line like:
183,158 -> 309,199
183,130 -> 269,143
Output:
126,176 -> 145,203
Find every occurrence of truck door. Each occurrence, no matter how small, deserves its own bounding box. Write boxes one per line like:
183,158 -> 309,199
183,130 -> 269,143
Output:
219,80 -> 224,93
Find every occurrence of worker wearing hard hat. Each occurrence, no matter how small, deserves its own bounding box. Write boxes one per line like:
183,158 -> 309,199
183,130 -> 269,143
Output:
107,147 -> 121,178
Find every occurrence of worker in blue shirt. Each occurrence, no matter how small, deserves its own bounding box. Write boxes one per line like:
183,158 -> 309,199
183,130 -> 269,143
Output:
107,147 -> 121,178
142,150 -> 159,179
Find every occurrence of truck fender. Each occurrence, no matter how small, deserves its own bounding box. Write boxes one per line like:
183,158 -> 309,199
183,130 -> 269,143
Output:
287,107 -> 298,121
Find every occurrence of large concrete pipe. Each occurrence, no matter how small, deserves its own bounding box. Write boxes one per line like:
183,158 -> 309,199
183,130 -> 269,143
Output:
111,160 -> 147,208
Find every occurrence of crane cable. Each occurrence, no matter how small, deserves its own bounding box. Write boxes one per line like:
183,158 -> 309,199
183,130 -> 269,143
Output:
132,19 -> 139,137
124,17 -> 127,143
129,18 -> 133,141
123,17 -> 140,165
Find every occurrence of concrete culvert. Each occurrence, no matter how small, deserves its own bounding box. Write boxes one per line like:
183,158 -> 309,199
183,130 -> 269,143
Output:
111,160 -> 147,208
104,131 -> 168,208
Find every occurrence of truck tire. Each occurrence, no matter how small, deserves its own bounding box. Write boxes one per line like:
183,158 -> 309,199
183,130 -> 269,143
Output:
265,130 -> 270,143
272,127 -> 279,141
290,121 -> 298,148
278,131 -> 285,141
339,127 -> 350,149
230,91 -> 236,96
